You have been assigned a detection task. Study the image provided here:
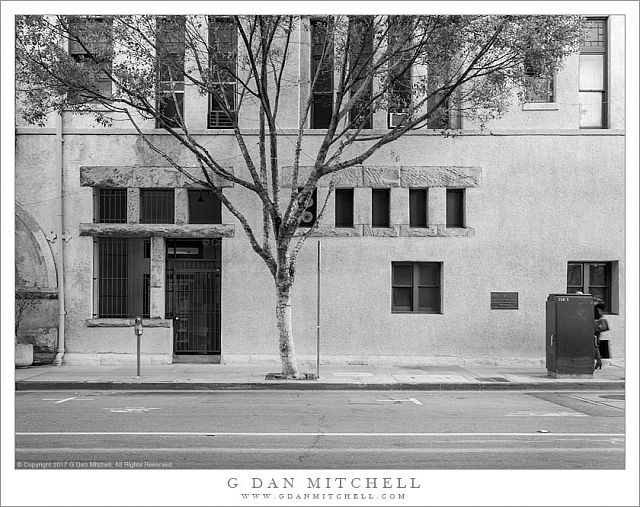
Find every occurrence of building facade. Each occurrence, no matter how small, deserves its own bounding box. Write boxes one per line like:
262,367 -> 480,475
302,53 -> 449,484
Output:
15,15 -> 625,366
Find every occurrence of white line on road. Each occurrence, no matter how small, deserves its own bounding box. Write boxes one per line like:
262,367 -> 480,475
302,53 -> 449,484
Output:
15,432 -> 624,437
41,397 -> 94,404
506,411 -> 588,417
15,447 -> 624,454
377,398 -> 422,405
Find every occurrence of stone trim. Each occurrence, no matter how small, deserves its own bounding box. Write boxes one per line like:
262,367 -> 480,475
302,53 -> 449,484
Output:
79,223 -> 235,238
283,166 -> 481,188
293,225 -> 364,237
363,225 -> 401,237
86,318 -> 172,327
80,166 -> 235,188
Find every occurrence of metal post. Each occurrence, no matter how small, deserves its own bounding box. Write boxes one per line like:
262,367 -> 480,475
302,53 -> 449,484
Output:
136,334 -> 141,379
316,240 -> 321,380
134,316 -> 143,379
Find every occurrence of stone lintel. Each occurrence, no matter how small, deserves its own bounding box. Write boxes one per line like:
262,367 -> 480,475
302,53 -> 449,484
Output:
80,166 -> 235,188
400,166 -> 481,188
363,225 -> 401,237
86,318 -> 172,327
293,225 -> 363,237
398,225 -> 438,237
363,167 -> 401,188
80,223 -> 235,238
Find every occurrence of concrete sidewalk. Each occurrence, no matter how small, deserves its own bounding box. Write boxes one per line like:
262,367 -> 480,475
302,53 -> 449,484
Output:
15,359 -> 625,391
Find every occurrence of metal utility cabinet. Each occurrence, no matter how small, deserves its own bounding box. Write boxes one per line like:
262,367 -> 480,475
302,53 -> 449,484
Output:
546,294 -> 595,378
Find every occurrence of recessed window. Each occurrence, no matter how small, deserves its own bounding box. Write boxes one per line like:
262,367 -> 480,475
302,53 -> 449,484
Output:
188,190 -> 222,224
446,188 -> 464,228
310,18 -> 334,129
409,188 -> 428,227
94,237 -> 150,318
579,18 -> 607,128
392,262 -> 442,313
372,189 -> 390,228
156,16 -> 185,128
140,189 -> 175,224
335,188 -> 354,228
388,15 -> 412,128
298,188 -> 317,227
94,188 -> 127,223
208,17 -> 237,128
348,16 -> 373,129
567,261 -> 617,314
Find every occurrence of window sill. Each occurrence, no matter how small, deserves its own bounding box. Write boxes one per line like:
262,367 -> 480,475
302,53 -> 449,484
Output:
522,103 -> 559,111
86,318 -> 172,327
392,311 -> 442,315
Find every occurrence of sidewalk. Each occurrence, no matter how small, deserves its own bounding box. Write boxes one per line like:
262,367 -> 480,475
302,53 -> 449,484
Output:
15,359 -> 625,391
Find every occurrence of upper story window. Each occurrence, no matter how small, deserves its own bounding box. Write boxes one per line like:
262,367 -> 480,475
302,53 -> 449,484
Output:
348,16 -> 373,129
140,189 -> 175,224
388,16 -> 412,128
335,188 -> 354,228
208,17 -> 237,129
188,190 -> 222,224
156,16 -> 185,129
409,189 -> 428,228
67,16 -> 113,102
579,18 -> 608,128
372,189 -> 390,228
310,18 -> 334,129
446,188 -> 464,228
94,188 -> 127,224
523,55 -> 555,103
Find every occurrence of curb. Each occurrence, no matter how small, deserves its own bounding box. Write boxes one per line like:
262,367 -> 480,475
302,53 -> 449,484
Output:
15,381 -> 625,391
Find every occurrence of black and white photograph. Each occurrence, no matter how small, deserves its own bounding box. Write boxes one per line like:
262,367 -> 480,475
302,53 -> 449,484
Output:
2,1 -> 639,506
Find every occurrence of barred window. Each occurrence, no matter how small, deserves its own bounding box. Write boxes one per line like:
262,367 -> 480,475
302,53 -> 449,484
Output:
94,238 -> 150,318
140,189 -> 175,224
94,188 -> 127,223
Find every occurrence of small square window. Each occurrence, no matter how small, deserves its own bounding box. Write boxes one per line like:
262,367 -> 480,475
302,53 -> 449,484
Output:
188,190 -> 222,224
372,189 -> 390,228
409,188 -> 427,227
140,189 -> 175,224
392,262 -> 442,313
335,188 -> 354,228
567,261 -> 616,314
446,188 -> 464,228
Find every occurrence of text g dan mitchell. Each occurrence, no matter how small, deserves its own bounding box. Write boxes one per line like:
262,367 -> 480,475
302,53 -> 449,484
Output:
227,477 -> 420,490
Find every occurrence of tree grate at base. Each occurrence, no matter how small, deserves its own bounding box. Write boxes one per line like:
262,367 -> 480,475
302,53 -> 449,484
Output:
265,373 -> 317,380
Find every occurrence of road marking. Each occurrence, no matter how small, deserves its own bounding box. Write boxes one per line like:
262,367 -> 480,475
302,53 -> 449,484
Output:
377,397 -> 422,405
15,447 -> 624,454
507,411 -> 588,417
15,432 -> 624,437
332,373 -> 374,377
103,407 -> 160,413
42,397 -> 94,404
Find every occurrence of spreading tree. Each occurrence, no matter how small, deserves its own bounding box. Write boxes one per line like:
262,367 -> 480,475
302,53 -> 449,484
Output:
16,14 -> 584,377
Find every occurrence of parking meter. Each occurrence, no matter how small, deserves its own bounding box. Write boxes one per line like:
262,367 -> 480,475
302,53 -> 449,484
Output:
134,317 -> 143,378
134,317 -> 144,336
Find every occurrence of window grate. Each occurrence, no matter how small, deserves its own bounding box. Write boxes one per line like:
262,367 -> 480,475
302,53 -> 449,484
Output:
140,189 -> 175,224
95,188 -> 127,223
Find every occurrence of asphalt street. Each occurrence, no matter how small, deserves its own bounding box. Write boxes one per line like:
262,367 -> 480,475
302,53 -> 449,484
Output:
15,390 -> 625,469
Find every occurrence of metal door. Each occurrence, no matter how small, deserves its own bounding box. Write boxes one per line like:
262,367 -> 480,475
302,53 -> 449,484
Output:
166,239 -> 221,355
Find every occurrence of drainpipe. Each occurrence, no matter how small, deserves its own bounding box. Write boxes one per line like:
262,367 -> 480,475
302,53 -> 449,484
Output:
53,112 -> 66,366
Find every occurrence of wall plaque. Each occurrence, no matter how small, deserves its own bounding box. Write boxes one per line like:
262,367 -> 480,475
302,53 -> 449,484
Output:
491,292 -> 519,310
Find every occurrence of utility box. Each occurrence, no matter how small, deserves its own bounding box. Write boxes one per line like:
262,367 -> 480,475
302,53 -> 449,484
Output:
546,294 -> 594,378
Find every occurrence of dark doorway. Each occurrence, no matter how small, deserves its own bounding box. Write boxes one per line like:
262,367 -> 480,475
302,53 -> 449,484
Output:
166,239 -> 221,356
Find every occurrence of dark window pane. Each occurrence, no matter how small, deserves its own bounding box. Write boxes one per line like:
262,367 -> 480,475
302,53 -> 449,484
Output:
335,188 -> 354,228
188,190 -> 222,224
157,91 -> 184,128
567,263 -> 583,287
312,94 -> 333,128
140,189 -> 175,224
392,287 -> 412,311
446,188 -> 464,228
372,189 -> 390,228
418,287 -> 439,312
418,263 -> 439,286
589,263 -> 608,286
409,189 -> 427,227
393,264 -> 412,286
311,19 -> 334,129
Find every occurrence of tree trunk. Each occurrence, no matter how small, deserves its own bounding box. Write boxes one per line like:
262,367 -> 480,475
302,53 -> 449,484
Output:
275,283 -> 303,378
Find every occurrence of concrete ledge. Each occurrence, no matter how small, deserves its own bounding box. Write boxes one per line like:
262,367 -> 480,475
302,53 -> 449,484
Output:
86,318 -> 172,328
79,223 -> 235,238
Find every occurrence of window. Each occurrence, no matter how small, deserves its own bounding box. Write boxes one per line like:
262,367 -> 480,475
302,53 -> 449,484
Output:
298,188 -> 317,227
94,238 -> 150,318
388,15 -> 412,128
188,190 -> 222,224
140,189 -> 175,224
372,189 -> 390,228
94,188 -> 127,223
567,262 -> 615,313
409,188 -> 427,227
335,188 -> 354,228
156,16 -> 185,128
523,55 -> 554,103
348,16 -> 373,129
579,18 -> 607,128
310,18 -> 334,129
392,262 -> 441,313
67,16 -> 113,102
208,17 -> 237,128
446,188 -> 464,228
